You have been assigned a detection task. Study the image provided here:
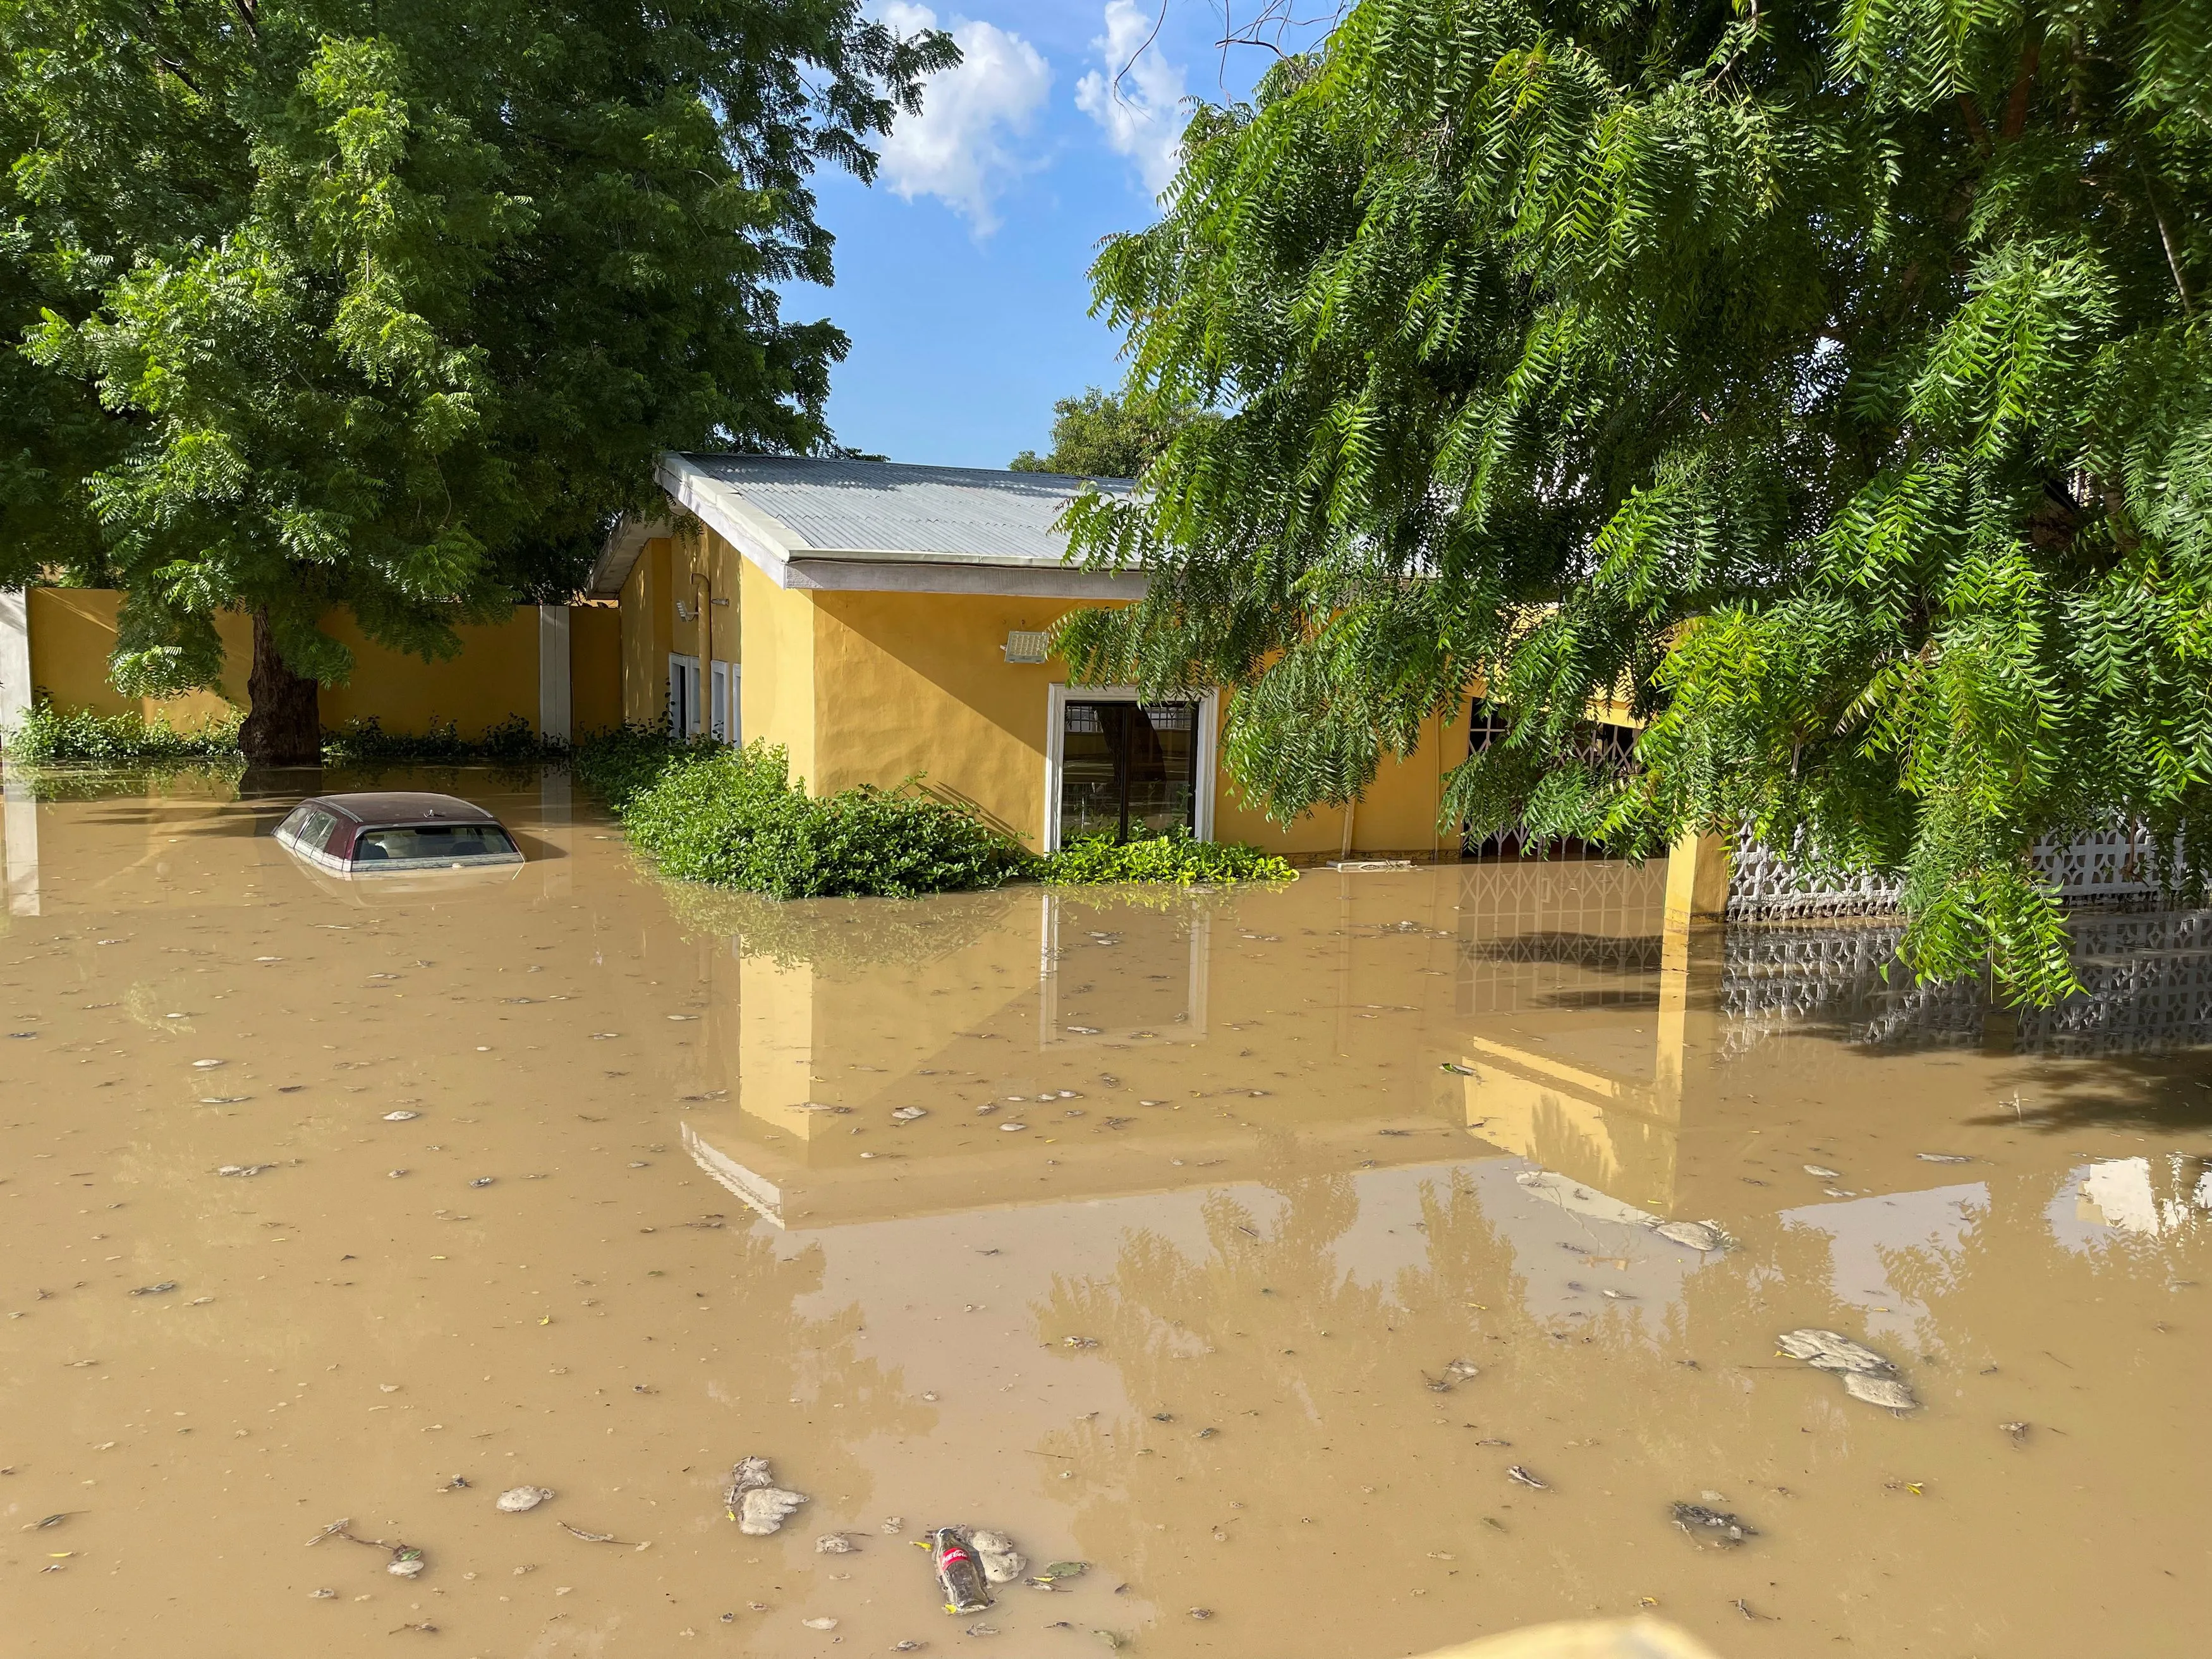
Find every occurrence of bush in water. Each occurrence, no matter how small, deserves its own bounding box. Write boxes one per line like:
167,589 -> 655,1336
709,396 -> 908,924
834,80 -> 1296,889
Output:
0,700 -> 242,763
619,742 -> 1031,899
1039,827 -> 1294,887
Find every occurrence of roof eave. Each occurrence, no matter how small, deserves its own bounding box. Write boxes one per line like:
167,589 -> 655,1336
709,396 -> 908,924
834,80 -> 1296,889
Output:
587,514 -> 669,599
653,453 -> 1148,600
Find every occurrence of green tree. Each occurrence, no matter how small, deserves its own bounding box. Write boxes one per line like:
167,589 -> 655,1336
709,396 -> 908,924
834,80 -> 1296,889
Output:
0,0 -> 952,762
1009,386 -> 1212,477
1054,0 -> 2212,1003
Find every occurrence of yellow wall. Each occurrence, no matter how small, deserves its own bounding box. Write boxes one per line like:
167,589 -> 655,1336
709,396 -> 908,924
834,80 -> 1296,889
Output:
620,527 -> 748,731
740,558 -> 817,784
571,605 -> 623,736
23,589 -> 619,741
671,527 -> 743,670
705,580 -> 1471,859
809,590 -> 1073,842
1213,701 -> 1469,862
619,538 -> 672,726
317,609 -> 540,738
26,589 -> 250,730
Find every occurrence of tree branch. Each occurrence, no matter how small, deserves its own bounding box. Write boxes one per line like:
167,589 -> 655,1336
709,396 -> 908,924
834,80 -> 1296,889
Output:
2000,39 -> 2040,141
155,54 -> 204,97
1957,94 -> 1990,152
2141,162 -> 2195,318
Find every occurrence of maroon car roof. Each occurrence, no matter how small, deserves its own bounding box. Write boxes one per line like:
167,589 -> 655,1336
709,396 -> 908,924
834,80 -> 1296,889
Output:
307,793 -> 501,827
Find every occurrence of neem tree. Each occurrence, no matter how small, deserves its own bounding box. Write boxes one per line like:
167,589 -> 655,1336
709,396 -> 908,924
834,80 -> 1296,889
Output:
1055,0 -> 2212,1002
0,0 -> 952,762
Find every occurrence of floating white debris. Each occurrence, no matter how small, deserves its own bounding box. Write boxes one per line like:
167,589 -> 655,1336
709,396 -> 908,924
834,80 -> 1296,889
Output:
971,1529 -> 1026,1584
1777,1328 -> 1919,1411
1652,1219 -> 1729,1253
725,1457 -> 808,1536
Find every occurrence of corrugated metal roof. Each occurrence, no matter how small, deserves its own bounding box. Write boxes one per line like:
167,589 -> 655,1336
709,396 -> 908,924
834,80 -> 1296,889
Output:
676,454 -> 1132,564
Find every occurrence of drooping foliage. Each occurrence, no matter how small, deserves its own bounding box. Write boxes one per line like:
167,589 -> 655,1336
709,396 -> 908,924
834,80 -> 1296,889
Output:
0,1 -> 951,698
1055,0 -> 2212,1002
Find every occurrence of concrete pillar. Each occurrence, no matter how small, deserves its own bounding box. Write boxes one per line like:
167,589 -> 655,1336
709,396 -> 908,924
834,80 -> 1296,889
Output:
1,588 -> 35,917
537,604 -> 572,743
1663,829 -> 1731,929
0,588 -> 30,734
1656,831 -> 1730,1121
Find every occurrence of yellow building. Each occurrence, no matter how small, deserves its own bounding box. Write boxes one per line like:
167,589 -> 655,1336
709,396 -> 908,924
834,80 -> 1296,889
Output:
592,453 -> 1477,861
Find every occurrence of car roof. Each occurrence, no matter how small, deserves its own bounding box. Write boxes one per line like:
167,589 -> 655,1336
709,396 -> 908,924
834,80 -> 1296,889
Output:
304,792 -> 502,827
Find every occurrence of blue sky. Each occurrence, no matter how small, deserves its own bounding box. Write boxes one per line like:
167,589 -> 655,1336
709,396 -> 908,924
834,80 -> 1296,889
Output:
789,3 -> 1328,469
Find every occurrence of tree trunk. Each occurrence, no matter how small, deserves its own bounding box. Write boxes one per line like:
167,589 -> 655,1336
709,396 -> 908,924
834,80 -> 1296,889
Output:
238,610 -> 321,767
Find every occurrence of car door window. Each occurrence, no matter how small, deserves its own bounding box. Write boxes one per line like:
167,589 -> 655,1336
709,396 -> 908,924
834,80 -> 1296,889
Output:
292,808 -> 339,854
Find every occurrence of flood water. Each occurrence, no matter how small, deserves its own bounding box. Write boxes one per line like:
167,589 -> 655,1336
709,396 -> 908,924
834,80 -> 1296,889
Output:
4,767 -> 2211,1658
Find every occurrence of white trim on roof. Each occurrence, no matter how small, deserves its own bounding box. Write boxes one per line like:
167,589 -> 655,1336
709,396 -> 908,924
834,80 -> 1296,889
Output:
588,514 -> 669,599
652,453 -> 1148,600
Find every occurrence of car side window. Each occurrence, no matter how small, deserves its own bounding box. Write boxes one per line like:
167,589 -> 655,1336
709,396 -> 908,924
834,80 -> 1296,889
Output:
293,808 -> 339,854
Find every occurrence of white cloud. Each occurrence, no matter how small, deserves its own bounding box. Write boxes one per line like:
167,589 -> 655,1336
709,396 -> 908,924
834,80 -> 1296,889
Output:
1074,0 -> 1190,199
875,4 -> 1052,236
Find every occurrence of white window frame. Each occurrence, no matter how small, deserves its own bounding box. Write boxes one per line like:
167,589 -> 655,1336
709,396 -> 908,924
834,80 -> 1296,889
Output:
1042,683 -> 1218,854
709,660 -> 739,744
668,652 -> 702,738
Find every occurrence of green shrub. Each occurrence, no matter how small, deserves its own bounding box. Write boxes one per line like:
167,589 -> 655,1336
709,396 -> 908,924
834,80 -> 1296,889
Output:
0,700 -> 243,764
1040,827 -> 1296,887
571,727 -> 1296,901
619,742 -> 1031,899
320,713 -> 556,764
569,722 -> 722,811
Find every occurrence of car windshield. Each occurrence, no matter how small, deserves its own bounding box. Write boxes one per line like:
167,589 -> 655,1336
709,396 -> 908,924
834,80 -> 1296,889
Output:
353,823 -> 518,863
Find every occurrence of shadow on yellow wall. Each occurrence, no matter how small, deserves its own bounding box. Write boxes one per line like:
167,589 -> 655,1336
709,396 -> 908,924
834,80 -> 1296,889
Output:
25,590 -> 620,739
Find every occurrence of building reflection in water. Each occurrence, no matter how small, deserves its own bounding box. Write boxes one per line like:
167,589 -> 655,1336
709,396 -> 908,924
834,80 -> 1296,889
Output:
675,857 -> 2212,1353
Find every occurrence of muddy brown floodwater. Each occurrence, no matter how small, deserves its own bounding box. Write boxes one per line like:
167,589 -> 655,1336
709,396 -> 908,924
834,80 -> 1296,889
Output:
4,767 -> 2211,1658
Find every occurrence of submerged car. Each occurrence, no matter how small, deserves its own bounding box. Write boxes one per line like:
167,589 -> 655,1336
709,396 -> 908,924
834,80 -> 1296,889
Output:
274,792 -> 523,874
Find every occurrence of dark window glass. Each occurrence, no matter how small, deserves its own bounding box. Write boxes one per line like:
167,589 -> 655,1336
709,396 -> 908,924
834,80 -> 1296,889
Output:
1059,700 -> 1200,846
1126,703 -> 1196,837
355,824 -> 518,863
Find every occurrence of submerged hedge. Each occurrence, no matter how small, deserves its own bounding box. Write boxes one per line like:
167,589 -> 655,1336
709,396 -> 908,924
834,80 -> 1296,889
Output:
1041,827 -> 1294,886
1,702 -> 562,766
620,742 -> 1030,899
0,703 -> 242,764
574,726 -> 1296,899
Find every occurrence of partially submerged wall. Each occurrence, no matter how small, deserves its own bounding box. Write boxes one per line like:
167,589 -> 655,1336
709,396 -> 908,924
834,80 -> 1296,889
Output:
6,588 -> 617,742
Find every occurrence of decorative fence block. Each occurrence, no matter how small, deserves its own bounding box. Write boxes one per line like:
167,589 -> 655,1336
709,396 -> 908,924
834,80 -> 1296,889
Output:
1727,822 -> 2174,920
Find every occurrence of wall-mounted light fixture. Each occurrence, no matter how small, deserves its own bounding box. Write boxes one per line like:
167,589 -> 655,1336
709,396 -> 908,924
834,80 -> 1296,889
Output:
1003,629 -> 1049,664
